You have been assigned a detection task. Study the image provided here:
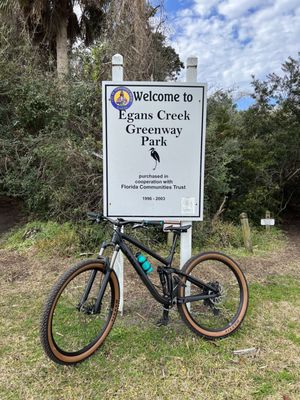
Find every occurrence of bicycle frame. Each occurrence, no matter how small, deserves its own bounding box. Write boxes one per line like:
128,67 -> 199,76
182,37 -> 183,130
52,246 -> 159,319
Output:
41,215 -> 249,365
95,226 -> 220,310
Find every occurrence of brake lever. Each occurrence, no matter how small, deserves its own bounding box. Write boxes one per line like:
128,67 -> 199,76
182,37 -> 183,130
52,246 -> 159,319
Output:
87,212 -> 102,224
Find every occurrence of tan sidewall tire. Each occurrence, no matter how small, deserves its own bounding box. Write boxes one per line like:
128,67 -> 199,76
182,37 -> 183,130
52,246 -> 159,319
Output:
178,252 -> 248,339
41,260 -> 119,365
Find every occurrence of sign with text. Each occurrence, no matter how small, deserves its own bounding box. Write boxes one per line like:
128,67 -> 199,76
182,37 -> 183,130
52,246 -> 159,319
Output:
261,219 -> 275,226
103,82 -> 207,220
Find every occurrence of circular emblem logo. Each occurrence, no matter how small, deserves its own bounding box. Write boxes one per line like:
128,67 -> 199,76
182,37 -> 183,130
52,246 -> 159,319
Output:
110,86 -> 133,110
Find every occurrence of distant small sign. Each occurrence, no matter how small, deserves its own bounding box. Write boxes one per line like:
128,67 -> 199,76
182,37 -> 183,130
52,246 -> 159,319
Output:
261,219 -> 275,226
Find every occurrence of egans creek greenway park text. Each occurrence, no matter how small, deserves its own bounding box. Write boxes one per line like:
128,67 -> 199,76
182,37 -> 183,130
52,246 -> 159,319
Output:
119,110 -> 190,146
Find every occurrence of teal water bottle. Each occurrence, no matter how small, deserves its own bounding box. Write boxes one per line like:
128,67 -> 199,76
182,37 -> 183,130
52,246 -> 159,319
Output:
136,252 -> 153,274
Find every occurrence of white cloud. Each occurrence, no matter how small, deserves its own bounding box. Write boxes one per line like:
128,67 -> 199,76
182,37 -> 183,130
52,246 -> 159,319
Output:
169,0 -> 300,94
218,0 -> 270,19
193,0 -> 220,16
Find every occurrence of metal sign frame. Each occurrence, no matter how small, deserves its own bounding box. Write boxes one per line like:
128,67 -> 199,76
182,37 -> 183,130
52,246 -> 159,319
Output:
103,81 -> 207,221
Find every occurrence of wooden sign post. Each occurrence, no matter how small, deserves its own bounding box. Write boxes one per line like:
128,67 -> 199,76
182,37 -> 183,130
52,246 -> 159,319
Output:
240,212 -> 253,253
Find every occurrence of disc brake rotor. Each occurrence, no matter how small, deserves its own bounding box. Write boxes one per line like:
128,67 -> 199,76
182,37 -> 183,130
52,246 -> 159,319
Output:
207,282 -> 227,308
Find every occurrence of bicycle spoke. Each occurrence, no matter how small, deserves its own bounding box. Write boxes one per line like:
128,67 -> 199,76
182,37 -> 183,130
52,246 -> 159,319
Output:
180,256 -> 245,332
51,268 -> 113,353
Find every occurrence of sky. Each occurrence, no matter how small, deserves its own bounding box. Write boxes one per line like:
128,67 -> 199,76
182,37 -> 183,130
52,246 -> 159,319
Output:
157,0 -> 300,109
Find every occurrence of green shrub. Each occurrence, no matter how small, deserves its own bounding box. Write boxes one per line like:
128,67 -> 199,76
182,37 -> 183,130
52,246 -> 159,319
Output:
193,219 -> 285,253
251,226 -> 285,252
205,220 -> 244,248
75,221 -> 111,253
0,23 -> 103,220
0,74 -> 103,220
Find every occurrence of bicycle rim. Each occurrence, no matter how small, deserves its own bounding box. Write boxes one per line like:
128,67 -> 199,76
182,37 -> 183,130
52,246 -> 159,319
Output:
178,253 -> 248,337
42,261 -> 119,364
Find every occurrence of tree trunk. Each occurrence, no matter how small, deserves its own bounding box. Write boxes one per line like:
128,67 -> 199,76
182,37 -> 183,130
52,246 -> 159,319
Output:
56,16 -> 69,79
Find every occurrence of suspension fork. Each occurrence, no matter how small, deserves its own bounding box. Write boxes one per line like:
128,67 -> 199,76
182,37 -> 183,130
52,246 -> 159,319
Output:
93,245 -> 120,314
77,242 -> 107,309
78,243 -> 120,314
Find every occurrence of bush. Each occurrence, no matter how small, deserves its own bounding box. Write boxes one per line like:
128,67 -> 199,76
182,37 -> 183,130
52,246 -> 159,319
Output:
205,220 -> 244,248
0,23 -> 103,220
193,219 -> 285,253
75,221 -> 111,253
1,21 -> 298,225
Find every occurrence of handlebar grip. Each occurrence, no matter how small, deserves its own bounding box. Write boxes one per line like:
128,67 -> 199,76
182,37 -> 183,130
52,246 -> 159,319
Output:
144,220 -> 164,226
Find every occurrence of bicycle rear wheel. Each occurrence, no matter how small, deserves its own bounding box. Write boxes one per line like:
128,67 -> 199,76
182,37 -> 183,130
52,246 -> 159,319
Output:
40,259 -> 119,365
177,252 -> 248,339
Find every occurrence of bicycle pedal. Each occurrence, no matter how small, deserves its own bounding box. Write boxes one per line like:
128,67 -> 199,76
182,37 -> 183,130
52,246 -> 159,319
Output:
156,307 -> 170,326
156,317 -> 169,327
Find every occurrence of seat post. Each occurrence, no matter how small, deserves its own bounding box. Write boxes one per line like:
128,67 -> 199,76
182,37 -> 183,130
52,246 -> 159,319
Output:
166,231 -> 179,265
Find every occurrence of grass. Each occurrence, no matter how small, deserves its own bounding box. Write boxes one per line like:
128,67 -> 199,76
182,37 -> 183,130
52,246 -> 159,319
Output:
0,243 -> 300,399
2,221 -> 79,256
0,219 -> 110,258
1,219 -> 286,260
0,221 -> 298,399
250,275 -> 300,303
201,220 -> 286,258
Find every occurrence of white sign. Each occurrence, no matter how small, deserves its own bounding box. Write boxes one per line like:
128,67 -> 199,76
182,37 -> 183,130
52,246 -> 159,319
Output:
103,81 -> 207,220
261,219 -> 275,226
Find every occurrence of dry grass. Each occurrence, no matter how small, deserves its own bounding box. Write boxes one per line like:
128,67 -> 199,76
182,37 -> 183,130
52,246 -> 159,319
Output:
0,238 -> 300,400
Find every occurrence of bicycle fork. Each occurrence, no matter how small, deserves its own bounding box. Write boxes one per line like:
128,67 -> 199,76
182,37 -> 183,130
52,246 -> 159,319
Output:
77,244 -> 120,315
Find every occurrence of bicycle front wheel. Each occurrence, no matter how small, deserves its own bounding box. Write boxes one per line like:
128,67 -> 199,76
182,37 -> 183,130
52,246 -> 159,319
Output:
178,252 -> 248,339
40,259 -> 119,365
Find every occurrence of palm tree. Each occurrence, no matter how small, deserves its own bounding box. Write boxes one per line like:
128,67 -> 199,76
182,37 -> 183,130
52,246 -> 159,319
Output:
0,0 -> 108,78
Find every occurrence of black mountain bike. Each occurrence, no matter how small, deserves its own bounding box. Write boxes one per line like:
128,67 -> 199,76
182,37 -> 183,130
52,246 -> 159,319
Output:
40,213 -> 249,365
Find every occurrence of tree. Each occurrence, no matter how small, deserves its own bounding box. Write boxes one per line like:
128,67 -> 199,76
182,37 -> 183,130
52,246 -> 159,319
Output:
0,0 -> 184,221
0,0 -> 109,78
231,54 -> 300,219
100,0 -> 183,81
204,91 -> 242,219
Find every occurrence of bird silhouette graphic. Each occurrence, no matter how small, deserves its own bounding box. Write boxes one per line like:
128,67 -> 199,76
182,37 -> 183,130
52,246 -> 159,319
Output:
150,148 -> 160,170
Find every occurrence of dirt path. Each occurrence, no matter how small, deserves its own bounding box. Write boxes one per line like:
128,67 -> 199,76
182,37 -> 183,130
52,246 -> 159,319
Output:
282,214 -> 300,253
0,196 -> 24,236
238,214 -> 300,284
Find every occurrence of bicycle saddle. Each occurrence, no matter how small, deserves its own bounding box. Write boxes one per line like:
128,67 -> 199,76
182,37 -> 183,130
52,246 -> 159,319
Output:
164,224 -> 192,233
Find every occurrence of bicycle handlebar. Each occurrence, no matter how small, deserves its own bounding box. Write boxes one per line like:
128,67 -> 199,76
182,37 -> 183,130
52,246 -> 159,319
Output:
87,212 -> 164,228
